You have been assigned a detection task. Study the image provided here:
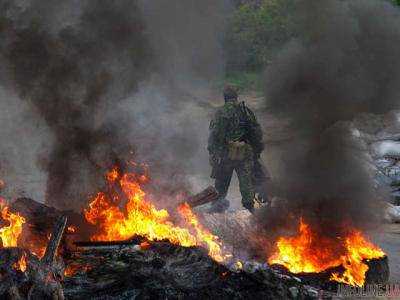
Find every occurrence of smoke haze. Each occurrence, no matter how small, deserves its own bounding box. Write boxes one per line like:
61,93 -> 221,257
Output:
0,0 -> 230,210
260,0 -> 400,238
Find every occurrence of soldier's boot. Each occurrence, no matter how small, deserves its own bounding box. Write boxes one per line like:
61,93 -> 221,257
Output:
208,198 -> 230,213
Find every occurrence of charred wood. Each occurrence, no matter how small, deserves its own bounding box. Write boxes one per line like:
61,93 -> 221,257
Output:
63,241 -> 316,299
177,186 -> 219,208
27,215 -> 67,299
270,255 -> 390,292
42,216 -> 68,266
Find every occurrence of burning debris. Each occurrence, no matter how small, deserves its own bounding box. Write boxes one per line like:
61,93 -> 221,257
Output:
62,240 -> 318,299
0,0 -> 397,298
268,218 -> 386,287
83,165 -> 229,262
0,198 -> 25,248
0,216 -> 67,299
0,171 -> 321,299
255,0 -> 400,292
0,161 -> 390,299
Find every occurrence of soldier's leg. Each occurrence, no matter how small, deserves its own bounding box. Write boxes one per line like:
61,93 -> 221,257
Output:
210,163 -> 234,213
236,158 -> 255,213
215,163 -> 234,199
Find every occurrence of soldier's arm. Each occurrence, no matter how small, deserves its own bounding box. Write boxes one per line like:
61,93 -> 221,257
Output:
208,110 -> 226,159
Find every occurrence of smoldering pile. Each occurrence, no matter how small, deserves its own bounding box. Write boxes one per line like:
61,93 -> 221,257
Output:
0,193 -> 327,299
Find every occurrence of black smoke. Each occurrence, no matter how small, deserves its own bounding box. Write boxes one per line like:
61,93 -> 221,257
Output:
0,0 -> 153,210
259,0 -> 400,239
0,0 -> 230,210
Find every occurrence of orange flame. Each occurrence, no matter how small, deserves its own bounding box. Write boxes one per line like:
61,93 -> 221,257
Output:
64,265 -> 79,277
177,202 -> 226,262
64,264 -> 91,277
13,252 -> 27,272
26,240 -> 47,259
268,219 -> 385,286
106,167 -> 119,183
84,167 -> 226,261
140,241 -> 151,250
330,230 -> 386,286
0,198 -> 26,248
67,225 -> 77,233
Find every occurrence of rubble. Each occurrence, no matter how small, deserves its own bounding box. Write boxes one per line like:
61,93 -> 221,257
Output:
0,194 -> 391,299
63,241 -> 322,299
384,203 -> 400,223
0,216 -> 67,299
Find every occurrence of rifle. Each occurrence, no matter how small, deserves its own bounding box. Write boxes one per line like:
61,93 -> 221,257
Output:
210,155 -> 223,179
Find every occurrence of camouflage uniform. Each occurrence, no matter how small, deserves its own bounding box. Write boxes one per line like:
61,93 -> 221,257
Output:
208,96 -> 264,212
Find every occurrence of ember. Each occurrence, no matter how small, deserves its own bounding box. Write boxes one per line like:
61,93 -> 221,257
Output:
24,239 -> 48,259
0,198 -> 25,248
140,241 -> 151,250
84,166 -> 227,261
12,252 -> 27,272
64,264 -> 91,277
268,218 -> 385,287
67,225 -> 77,233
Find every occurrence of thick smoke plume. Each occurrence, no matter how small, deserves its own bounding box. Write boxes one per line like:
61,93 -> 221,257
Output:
0,0 -> 153,210
0,0 -> 229,210
260,0 -> 400,238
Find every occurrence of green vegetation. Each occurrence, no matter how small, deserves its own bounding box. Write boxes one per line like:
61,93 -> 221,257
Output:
215,71 -> 264,93
223,0 -> 295,90
222,0 -> 400,91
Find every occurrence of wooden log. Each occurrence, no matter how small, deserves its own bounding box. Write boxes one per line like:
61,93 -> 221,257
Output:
28,215 -> 67,300
10,198 -> 85,232
177,186 -> 219,208
9,198 -> 94,247
74,237 -> 143,249
10,198 -> 61,232
42,215 -> 67,266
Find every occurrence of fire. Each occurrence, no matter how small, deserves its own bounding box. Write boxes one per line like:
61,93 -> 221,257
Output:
268,219 -> 385,287
13,252 -> 27,272
0,198 -> 26,248
25,240 -> 47,259
177,202 -> 226,262
84,167 -> 226,261
106,167 -> 119,182
0,194 -> 46,258
67,225 -> 77,233
331,230 -> 386,287
64,264 -> 79,277
64,264 -> 91,277
140,241 -> 151,250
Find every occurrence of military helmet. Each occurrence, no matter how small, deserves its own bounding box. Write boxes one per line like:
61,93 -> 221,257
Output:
223,85 -> 238,101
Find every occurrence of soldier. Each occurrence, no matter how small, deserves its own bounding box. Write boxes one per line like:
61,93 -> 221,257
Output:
208,85 -> 265,213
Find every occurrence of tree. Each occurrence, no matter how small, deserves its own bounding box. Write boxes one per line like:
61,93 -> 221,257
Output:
224,0 -> 295,72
